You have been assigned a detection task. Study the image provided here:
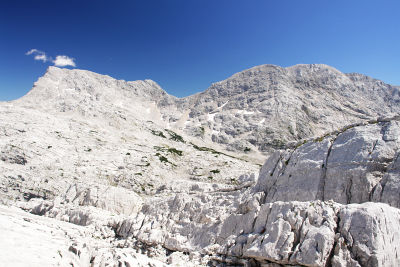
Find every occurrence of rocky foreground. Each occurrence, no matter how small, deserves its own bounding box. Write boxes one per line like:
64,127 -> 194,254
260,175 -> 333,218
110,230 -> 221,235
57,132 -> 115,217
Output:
1,64 -> 400,266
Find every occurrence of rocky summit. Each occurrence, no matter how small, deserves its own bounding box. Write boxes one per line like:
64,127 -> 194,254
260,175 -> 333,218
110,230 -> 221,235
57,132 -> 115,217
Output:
1,64 -> 400,266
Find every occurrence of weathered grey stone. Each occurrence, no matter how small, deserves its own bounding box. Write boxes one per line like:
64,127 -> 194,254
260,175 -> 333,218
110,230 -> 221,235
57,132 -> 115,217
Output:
256,120 -> 400,209
332,202 -> 400,267
1,64 -> 400,266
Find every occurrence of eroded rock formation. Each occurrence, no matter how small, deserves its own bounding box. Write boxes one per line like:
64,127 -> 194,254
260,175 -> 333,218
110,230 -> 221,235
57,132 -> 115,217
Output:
1,64 -> 400,266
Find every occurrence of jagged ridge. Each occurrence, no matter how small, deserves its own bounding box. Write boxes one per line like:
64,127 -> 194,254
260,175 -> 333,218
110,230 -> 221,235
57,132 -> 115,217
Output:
13,64 -> 400,155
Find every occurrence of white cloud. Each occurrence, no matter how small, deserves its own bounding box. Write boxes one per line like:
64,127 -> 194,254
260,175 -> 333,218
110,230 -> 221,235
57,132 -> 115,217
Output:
26,48 -> 76,67
26,49 -> 40,55
26,49 -> 49,62
34,54 -> 48,62
52,55 -> 76,67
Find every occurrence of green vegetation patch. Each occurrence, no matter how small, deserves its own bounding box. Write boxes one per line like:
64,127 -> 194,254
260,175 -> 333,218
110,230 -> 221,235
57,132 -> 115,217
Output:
154,146 -> 167,152
190,142 -> 246,162
151,130 -> 166,138
295,140 -> 308,149
154,146 -> 183,156
167,147 -> 183,156
191,143 -> 221,154
155,152 -> 176,166
165,129 -> 185,143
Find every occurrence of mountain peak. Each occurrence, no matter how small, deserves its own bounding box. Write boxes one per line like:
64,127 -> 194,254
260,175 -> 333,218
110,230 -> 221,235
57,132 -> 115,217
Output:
16,67 -> 170,116
13,63 -> 400,152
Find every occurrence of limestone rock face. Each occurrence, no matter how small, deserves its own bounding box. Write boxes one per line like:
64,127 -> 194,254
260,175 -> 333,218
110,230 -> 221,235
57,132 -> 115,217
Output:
178,64 -> 400,153
18,66 -> 172,120
0,205 -> 170,267
14,64 -> 400,155
255,119 -> 400,209
332,203 -> 400,267
15,187 -> 400,266
1,64 -> 400,266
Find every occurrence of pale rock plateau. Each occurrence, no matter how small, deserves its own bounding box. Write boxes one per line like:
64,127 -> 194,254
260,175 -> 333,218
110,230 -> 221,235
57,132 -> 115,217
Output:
1,64 -> 400,266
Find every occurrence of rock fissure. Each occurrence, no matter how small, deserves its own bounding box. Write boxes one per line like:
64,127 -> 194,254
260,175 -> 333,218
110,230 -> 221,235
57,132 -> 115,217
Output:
345,177 -> 353,204
325,211 -> 340,267
265,152 -> 294,201
289,212 -> 309,259
317,138 -> 335,201
370,139 -> 379,156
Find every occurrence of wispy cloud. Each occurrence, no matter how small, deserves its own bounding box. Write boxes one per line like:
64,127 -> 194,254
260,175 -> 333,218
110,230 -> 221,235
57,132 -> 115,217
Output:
25,49 -> 76,67
26,49 -> 40,55
26,49 -> 49,62
34,54 -> 48,62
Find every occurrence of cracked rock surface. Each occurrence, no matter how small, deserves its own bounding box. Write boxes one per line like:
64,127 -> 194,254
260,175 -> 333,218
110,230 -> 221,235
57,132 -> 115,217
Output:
1,64 -> 400,266
255,118 -> 400,208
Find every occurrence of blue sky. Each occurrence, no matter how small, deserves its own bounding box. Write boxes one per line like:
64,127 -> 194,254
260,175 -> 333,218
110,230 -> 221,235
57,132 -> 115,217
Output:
1,0 -> 400,100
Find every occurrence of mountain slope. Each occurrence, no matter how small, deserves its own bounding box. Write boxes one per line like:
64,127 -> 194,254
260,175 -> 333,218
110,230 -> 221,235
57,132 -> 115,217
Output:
174,64 -> 400,153
16,66 -> 174,124
14,64 -> 400,156
10,118 -> 400,267
1,64 -> 400,266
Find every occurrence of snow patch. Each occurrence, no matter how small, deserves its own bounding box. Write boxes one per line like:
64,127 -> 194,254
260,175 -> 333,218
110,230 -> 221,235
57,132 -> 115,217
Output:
218,101 -> 229,110
236,110 -> 254,115
207,113 -> 216,121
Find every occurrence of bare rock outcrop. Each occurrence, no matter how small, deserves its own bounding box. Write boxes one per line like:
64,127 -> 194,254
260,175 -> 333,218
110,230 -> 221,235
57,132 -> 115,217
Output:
178,64 -> 400,153
1,64 -> 400,266
14,64 -> 400,155
255,118 -> 400,208
18,185 -> 400,266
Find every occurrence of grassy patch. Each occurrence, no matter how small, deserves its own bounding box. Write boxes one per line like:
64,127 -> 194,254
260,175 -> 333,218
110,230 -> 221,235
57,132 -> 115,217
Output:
154,146 -> 183,156
167,148 -> 183,156
155,153 -> 176,166
190,142 -> 246,162
154,146 -> 166,152
191,143 -> 221,154
165,129 -> 185,143
158,155 -> 168,163
295,140 -> 308,149
151,130 -> 166,138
